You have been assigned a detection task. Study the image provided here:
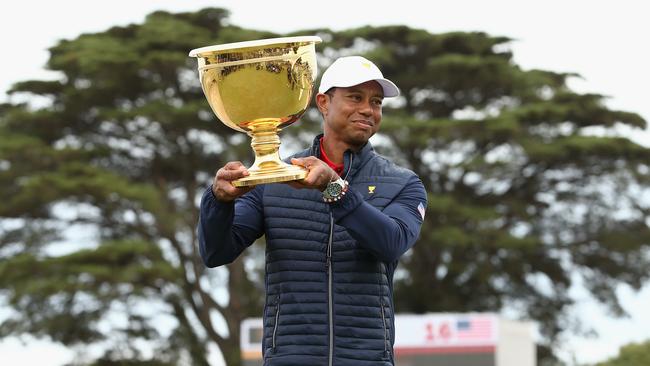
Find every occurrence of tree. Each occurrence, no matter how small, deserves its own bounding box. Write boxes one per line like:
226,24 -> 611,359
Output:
1,8 -> 649,366
595,340 -> 650,366
311,26 -> 650,360
0,8 -> 275,366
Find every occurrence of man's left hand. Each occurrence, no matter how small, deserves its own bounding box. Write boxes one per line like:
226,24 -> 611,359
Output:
288,157 -> 337,191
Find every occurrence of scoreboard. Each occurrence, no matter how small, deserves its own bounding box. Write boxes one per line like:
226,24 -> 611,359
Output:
240,313 -> 535,366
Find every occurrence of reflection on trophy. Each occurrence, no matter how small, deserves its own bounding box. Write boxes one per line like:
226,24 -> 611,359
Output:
189,36 -> 322,187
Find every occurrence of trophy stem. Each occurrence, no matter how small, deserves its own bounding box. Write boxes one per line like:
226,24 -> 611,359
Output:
231,122 -> 308,187
250,126 -> 282,169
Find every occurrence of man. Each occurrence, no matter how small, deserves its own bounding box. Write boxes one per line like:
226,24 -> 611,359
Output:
198,56 -> 427,366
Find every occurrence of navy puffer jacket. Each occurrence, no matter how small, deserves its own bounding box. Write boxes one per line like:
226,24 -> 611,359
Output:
199,135 -> 427,366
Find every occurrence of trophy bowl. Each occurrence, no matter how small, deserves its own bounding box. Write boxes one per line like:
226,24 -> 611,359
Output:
189,36 -> 322,187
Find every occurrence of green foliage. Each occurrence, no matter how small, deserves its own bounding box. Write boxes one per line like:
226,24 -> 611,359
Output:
0,240 -> 177,343
311,23 -> 650,362
2,7 -> 650,366
0,7 -> 270,366
595,340 -> 650,366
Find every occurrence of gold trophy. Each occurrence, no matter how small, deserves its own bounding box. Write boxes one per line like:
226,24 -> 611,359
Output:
189,36 -> 322,187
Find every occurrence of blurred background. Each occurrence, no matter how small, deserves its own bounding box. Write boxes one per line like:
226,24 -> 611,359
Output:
1,1 -> 649,365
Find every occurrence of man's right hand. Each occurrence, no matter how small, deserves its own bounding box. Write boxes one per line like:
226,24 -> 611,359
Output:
212,161 -> 254,202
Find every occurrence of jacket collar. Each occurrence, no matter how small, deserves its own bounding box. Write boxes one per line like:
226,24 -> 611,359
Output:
310,133 -> 375,178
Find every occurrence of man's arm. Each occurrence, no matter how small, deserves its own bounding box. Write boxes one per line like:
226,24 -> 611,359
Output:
332,175 -> 427,262
197,161 -> 264,267
198,186 -> 264,267
287,156 -> 427,263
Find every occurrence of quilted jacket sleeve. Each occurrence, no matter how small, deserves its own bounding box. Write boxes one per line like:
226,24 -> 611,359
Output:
331,174 -> 427,262
198,185 -> 265,267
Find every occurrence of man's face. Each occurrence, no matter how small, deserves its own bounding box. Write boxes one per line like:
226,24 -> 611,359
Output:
318,81 -> 384,148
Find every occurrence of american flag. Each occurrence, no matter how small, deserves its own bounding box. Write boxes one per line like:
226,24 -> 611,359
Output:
455,317 -> 493,340
417,202 -> 426,220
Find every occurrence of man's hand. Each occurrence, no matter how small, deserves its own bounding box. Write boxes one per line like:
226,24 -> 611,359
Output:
288,157 -> 338,191
212,161 -> 254,202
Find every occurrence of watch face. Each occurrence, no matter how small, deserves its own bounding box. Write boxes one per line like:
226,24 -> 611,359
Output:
327,183 -> 342,197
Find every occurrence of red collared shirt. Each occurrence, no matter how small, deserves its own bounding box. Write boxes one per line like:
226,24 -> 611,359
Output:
319,137 -> 344,176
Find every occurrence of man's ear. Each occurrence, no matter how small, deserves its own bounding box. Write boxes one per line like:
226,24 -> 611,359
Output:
315,93 -> 330,116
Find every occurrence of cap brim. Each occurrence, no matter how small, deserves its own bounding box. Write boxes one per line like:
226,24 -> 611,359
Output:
375,79 -> 400,98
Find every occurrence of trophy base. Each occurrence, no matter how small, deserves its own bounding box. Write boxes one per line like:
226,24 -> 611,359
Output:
232,164 -> 308,187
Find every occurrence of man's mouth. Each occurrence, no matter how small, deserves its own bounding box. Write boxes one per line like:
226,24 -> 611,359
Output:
353,120 -> 373,128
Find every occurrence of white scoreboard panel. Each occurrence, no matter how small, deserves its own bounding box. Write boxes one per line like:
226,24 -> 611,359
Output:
241,313 -> 535,366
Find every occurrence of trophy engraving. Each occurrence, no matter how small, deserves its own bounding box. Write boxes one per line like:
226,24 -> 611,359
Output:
189,36 -> 322,187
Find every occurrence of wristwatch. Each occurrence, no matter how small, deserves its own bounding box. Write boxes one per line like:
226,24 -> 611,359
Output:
322,177 -> 349,203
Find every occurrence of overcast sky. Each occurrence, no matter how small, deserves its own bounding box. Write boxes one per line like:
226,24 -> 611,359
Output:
1,1 -> 649,365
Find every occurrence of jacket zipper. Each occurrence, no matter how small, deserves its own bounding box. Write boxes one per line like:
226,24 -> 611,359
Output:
381,299 -> 390,358
272,294 -> 280,352
379,261 -> 390,359
326,153 -> 353,366
327,213 -> 334,366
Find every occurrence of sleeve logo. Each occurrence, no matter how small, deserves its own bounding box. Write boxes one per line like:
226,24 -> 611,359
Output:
417,202 -> 426,220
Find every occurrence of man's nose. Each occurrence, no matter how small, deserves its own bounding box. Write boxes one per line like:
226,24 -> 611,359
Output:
358,99 -> 373,115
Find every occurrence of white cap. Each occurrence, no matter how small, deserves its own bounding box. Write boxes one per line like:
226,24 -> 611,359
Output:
318,56 -> 400,97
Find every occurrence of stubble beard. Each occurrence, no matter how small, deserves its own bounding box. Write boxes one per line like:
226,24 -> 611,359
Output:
345,130 -> 374,150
